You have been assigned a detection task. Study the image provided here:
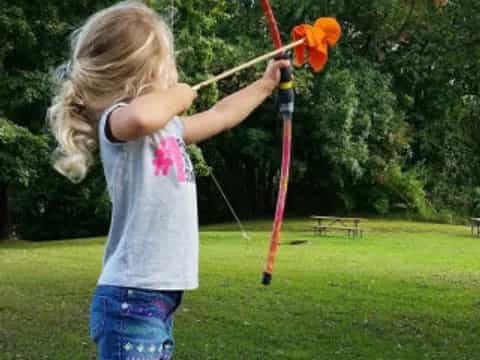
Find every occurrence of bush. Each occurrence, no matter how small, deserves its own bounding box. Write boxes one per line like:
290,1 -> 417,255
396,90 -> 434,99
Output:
382,165 -> 432,217
11,161 -> 111,241
373,197 -> 390,215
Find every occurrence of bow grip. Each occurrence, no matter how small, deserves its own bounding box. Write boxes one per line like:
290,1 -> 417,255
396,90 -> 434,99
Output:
276,57 -> 295,120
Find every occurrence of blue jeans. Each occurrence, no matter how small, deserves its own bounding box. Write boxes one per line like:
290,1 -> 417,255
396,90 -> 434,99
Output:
89,285 -> 183,360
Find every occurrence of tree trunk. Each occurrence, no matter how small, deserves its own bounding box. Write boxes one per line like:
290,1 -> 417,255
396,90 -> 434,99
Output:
0,182 -> 9,239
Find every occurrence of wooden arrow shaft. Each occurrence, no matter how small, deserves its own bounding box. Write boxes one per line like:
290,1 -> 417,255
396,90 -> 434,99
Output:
193,38 -> 304,91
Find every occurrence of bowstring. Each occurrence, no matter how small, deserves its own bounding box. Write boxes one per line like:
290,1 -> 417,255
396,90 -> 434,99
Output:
209,171 -> 266,266
210,171 -> 251,243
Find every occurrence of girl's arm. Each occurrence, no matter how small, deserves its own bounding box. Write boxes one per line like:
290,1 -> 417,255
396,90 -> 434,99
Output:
181,59 -> 290,145
107,83 -> 197,142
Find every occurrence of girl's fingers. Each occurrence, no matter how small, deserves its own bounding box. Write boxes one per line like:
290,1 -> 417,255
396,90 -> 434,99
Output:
263,59 -> 292,89
274,59 -> 291,69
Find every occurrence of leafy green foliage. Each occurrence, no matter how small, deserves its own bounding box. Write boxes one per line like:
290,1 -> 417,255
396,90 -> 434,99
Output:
381,165 -> 430,216
0,117 -> 111,239
10,161 -> 112,240
0,117 -> 49,187
0,0 -> 478,239
187,145 -> 211,177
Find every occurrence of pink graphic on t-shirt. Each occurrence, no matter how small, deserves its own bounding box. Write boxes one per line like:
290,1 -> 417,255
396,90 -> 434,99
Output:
153,137 -> 186,182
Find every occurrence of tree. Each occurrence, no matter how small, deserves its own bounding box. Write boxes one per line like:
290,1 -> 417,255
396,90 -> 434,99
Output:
1,0 -> 478,240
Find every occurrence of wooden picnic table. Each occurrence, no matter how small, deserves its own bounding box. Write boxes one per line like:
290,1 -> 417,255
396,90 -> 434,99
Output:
471,218 -> 480,236
310,216 -> 364,237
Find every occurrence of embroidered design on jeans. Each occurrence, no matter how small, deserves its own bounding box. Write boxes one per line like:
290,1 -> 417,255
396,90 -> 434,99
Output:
123,341 -> 172,360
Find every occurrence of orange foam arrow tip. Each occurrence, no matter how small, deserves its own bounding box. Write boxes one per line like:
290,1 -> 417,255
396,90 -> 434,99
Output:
291,17 -> 342,72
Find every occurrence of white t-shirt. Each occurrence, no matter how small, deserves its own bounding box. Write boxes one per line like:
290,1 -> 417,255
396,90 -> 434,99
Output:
96,103 -> 199,290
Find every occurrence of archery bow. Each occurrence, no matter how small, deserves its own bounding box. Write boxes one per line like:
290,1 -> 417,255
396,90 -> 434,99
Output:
181,2 -> 340,285
260,0 -> 294,286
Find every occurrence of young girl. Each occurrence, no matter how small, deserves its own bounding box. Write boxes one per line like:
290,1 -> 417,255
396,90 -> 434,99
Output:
47,1 -> 289,359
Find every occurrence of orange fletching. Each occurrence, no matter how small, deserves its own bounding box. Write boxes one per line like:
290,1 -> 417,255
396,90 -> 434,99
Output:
291,17 -> 342,72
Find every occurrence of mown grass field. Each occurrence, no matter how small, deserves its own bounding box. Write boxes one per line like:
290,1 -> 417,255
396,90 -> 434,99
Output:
0,219 -> 479,360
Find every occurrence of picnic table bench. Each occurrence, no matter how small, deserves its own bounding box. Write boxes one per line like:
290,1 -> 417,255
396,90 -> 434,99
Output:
311,216 -> 364,237
471,218 -> 480,236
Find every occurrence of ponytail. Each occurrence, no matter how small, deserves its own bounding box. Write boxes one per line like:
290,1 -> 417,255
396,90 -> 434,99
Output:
47,75 -> 97,183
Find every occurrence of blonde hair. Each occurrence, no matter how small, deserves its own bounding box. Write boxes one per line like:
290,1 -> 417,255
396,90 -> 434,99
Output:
47,1 -> 178,183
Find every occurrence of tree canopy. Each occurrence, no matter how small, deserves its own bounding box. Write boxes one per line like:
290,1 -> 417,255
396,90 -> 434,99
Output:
1,0 -> 479,240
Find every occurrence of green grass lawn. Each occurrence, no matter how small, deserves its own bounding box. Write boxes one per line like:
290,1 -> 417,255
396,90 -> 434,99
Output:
0,219 -> 479,359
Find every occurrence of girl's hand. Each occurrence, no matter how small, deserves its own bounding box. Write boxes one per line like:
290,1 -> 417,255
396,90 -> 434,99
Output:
261,59 -> 291,94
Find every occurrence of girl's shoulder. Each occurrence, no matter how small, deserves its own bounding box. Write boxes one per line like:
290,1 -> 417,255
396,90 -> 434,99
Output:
98,102 -> 129,148
98,100 -> 185,150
